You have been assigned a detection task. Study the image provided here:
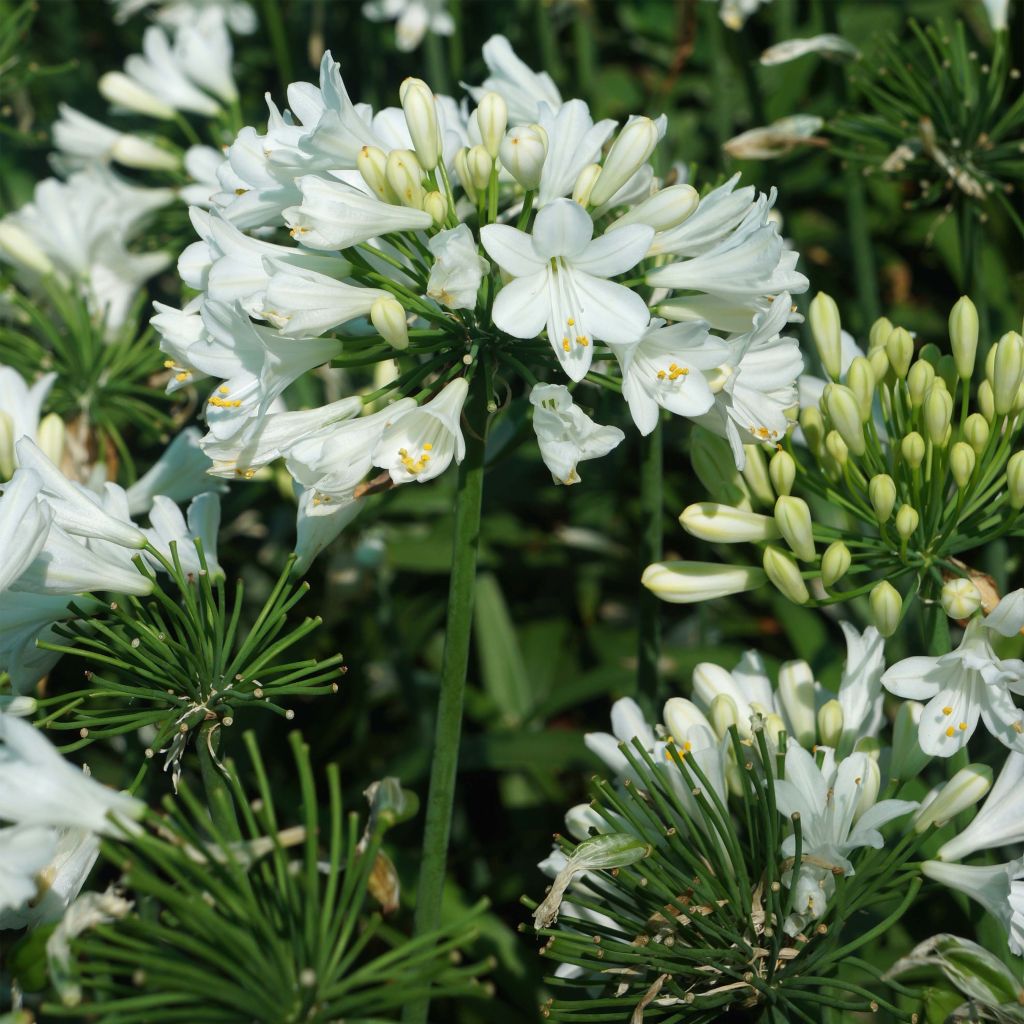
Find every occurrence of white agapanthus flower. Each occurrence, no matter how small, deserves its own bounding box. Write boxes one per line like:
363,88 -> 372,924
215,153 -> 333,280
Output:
883,590 -> 1024,756
426,225 -> 489,310
0,366 -> 61,479
529,384 -> 624,485
464,34 -> 563,125
715,0 -> 773,31
0,825 -> 57,916
109,0 -> 257,34
52,104 -> 180,172
938,752 -> 1024,862
362,0 -> 454,52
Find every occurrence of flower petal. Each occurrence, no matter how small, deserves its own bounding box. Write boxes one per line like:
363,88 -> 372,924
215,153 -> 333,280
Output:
480,223 -> 546,277
570,271 -> 651,345
491,272 -> 550,339
881,657 -> 940,700
573,223 -> 654,278
531,198 -> 594,261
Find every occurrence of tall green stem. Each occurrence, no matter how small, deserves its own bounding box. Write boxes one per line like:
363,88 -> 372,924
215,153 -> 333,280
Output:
261,0 -> 293,95
405,381 -> 489,1024
637,422 -> 663,712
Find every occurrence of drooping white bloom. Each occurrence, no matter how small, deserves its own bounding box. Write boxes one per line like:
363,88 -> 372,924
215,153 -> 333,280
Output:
173,8 -> 238,104
362,0 -> 454,53
464,34 -> 562,125
426,225 -> 488,310
723,115 -> 825,160
529,384 -> 624,485
482,199 -> 653,381
263,262 -> 390,336
834,621 -> 887,755
0,470 -> 54,592
109,0 -> 257,34
124,428 -> 221,516
882,590 -> 1024,756
52,104 -> 181,171
0,825 -> 57,916
938,752 -> 1024,862
759,34 -> 860,66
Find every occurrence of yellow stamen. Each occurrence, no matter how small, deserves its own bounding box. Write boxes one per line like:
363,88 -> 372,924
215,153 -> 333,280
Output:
945,726 -> 955,737
942,706 -> 953,715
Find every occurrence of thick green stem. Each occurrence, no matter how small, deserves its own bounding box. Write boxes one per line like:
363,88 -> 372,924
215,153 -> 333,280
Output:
637,422 -> 663,712
405,381 -> 489,1024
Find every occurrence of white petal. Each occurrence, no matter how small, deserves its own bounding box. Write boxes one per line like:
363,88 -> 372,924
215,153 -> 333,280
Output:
480,224 -> 546,277
571,271 -> 650,345
531,199 -> 593,260
881,657 -> 940,700
491,272 -> 549,339
573,224 -> 654,278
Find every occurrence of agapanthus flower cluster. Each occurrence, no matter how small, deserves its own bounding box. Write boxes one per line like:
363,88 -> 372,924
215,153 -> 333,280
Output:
644,294 -> 1024,634
156,34 -> 808,566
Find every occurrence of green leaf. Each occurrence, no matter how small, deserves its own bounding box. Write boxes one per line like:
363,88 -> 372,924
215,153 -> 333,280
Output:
473,573 -> 533,727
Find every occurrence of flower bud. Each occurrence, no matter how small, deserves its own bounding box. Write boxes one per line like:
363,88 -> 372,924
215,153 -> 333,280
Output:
847,357 -> 875,421
475,91 -> 507,160
821,541 -> 851,588
949,441 -> 976,488
1007,451 -> 1024,510
868,316 -> 893,351
808,292 -> 843,381
777,660 -> 816,746
869,581 -> 902,637
704,692 -> 741,740
885,326 -> 914,378
991,331 -> 1024,416
466,145 -> 493,193
799,406 -> 825,456
890,701 -> 930,781
111,134 -> 180,171
824,429 -> 848,467
769,449 -> 796,496
816,699 -> 844,749
948,296 -> 979,380
98,70 -> 176,120
422,190 -> 447,226
895,504 -> 919,539
963,413 -> 989,453
868,474 -> 896,523
924,386 -> 953,446
0,411 -> 14,478
400,77 -> 441,170
499,124 -> 547,191
741,444 -> 774,506
385,149 -> 426,208
588,116 -> 659,207
641,561 -> 766,604
0,222 -> 55,276
663,698 -> 713,746
913,764 -> 992,833
370,296 -> 409,350
454,148 -> 478,203
679,502 -> 780,543
977,379 -> 995,422
762,545 -> 809,604
868,345 -> 890,383
611,183 -> 698,232
763,712 -> 787,747
37,412 -> 65,469
852,757 -> 881,822
906,360 -> 935,408
941,577 -> 982,620
825,385 -> 865,456
571,163 -> 602,206
691,429 -> 752,509
901,431 -> 925,469
774,496 -> 815,562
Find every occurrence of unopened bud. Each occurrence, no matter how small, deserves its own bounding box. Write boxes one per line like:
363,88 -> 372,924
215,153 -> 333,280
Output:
808,292 -> 843,381
357,145 -> 393,202
949,442 -> 976,487
825,385 -> 865,456
454,148 -> 478,203
853,757 -> 881,822
821,541 -> 851,588
466,145 -> 493,193
941,577 -> 982,620
571,163 -> 602,207
914,764 -> 992,833
400,77 -> 440,170
422,190 -> 447,226
476,91 -> 507,160
778,660 -> 816,746
924,386 -> 953,446
641,561 -> 766,604
741,444 -> 774,505
588,116 -> 659,207
868,346 -> 890,382
385,149 -> 426,208
949,296 -> 979,379
907,360 -> 935,408
895,504 -> 919,539
824,429 -> 848,467
963,413 -> 989,453
679,502 -> 779,543
763,545 -> 809,604
769,449 -> 796,496
763,712 -> 787,747
868,316 -> 893,351
816,699 -> 844,749
499,124 -> 547,191
977,379 -> 995,422
663,698 -> 713,746
370,296 -> 409,350
709,693 -> 742,740
611,183 -> 698,232
774,496 -> 815,562
886,326 -> 914,378
799,406 -> 825,456
901,431 -> 925,469
847,357 -> 874,420
0,412 -> 13,478
868,474 -> 896,523
112,134 -> 180,171
869,581 -> 902,637
0,222 -> 54,276
37,412 -> 65,468
1007,451 -> 1024,509
991,332 -> 1024,416
99,70 -> 176,120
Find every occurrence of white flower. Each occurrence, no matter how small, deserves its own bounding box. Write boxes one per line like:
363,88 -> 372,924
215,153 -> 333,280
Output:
835,622 -> 886,755
143,492 -> 222,578
535,100 -> 615,208
882,590 -> 1024,756
124,428 -> 221,516
121,24 -> 223,116
717,0 -> 772,31
52,104 -> 180,171
464,34 -> 562,125
263,261 -> 390,337
584,697 -> 657,780
180,145 -> 225,206
938,752 -> 1024,862
426,225 -> 488,310
616,320 -> 727,436
173,8 -> 238,104
0,714 -> 144,834
0,593 -> 86,695
759,34 -> 860,66
0,469 -> 54,592
109,0 -> 257,34
529,384 -> 624,485
362,0 -> 454,52
724,115 -> 825,160
372,378 -> 468,484
0,825 -> 57,916
482,198 -> 653,381
292,487 -> 364,573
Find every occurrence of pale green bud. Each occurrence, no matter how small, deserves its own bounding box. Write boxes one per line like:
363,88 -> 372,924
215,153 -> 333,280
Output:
679,502 -> 780,543
906,359 -> 935,408
853,757 -> 881,822
868,474 -> 897,523
663,698 -> 712,745
400,77 -> 441,170
868,316 -> 893,351
111,134 -> 180,171
824,429 -> 849,466
847,357 -> 875,421
499,124 -> 547,191
991,331 -> 1024,416
985,342 -> 997,381
763,712 -> 787,747
913,764 -> 992,833
963,413 -> 989,453
691,429 -> 753,509
941,577 -> 982,620
98,70 -> 176,119
949,441 -> 976,488
740,443 -> 774,506
890,701 -> 930,781
0,411 -> 13,478
821,540 -> 851,588
799,406 -> 825,456
588,116 -> 659,208
886,326 -> 914,378
869,581 -> 902,637
808,292 -> 843,380
385,148 -> 426,208
977,379 -> 995,422
895,504 -> 919,539
466,145 -> 494,193
924,386 -> 953,446
422,190 -> 447,226
825,385 -> 865,456
641,561 -> 767,604
475,91 -> 507,160
37,412 -> 65,469
762,545 -> 810,604
369,296 -> 410,350
454,147 -> 478,203
868,346 -> 890,382
901,431 -> 926,469
774,496 -> 815,562
1008,451 -> 1024,510
777,660 -> 816,746
571,163 -> 602,207
817,699 -> 844,749
610,183 -> 698,232
0,223 -> 54,277
769,449 -> 796,496
357,145 -> 394,203
709,693 -> 742,740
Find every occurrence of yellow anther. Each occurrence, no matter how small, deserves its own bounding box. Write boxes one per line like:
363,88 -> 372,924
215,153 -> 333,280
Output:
578,336 -> 589,347
423,443 -> 433,451
163,360 -> 175,369
562,338 -> 570,352
958,722 -> 967,731
942,706 -> 953,715
175,372 -> 189,382
683,741 -> 692,753
1014,722 -> 1023,734
567,317 -> 575,326
945,726 -> 955,737
657,370 -> 667,380
421,453 -> 430,462
218,385 -> 230,395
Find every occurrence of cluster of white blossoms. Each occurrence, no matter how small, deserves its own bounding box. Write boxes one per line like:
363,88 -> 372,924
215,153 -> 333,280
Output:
156,33 -> 808,566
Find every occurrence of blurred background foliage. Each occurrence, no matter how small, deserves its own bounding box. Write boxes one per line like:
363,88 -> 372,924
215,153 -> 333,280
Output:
1,1 -> 1021,1021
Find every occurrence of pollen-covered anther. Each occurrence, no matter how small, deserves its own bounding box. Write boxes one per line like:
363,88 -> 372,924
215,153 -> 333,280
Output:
398,446 -> 431,475
942,706 -> 953,715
